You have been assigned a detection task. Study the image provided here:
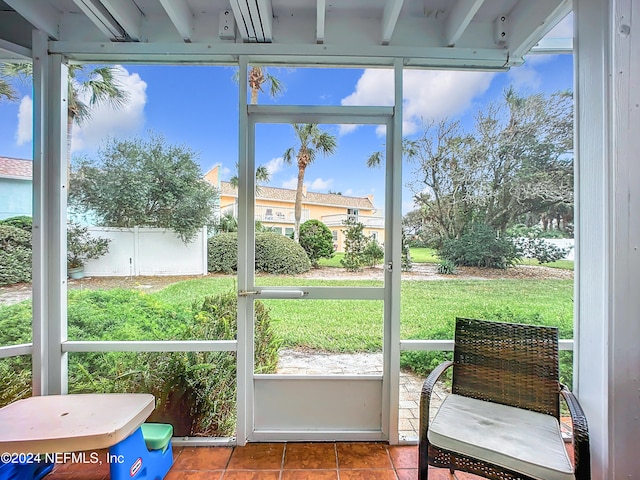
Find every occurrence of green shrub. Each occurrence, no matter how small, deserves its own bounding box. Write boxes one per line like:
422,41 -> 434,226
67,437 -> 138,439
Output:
208,232 -> 310,275
0,225 -> 32,286
513,237 -> 571,264
0,216 -> 32,232
401,326 -> 454,377
50,288 -> 280,437
340,220 -> 368,272
255,232 -> 311,274
437,260 -> 458,275
362,238 -> 384,267
299,219 -> 334,267
0,357 -> 31,407
66,223 -> 110,269
438,223 -> 520,269
207,233 -> 239,273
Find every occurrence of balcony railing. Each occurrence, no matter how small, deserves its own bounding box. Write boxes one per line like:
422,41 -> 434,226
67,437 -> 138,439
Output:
220,204 -> 309,224
321,214 -> 385,228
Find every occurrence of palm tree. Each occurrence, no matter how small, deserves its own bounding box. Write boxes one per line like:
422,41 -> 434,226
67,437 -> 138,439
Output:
248,65 -> 283,105
229,164 -> 271,192
0,76 -> 17,102
1,63 -> 129,185
283,123 -> 337,242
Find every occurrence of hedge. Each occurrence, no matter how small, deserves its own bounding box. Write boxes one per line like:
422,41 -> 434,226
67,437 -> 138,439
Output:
208,232 -> 311,275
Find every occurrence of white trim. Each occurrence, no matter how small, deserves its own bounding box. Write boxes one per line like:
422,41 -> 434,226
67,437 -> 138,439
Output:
0,39 -> 31,60
62,341 -> 237,353
529,37 -> 573,54
0,344 -> 32,358
236,56 -> 251,447
48,41 -> 513,69
247,105 -> 393,124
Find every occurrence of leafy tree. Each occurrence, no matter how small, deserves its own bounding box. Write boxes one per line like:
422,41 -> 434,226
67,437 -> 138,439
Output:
299,219 -> 334,267
407,88 -> 573,244
362,238 -> 384,268
340,219 -> 368,272
69,134 -> 218,242
1,63 -> 129,186
283,123 -> 337,241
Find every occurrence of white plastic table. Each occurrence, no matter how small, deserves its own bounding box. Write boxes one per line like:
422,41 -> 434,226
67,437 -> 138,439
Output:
0,393 -> 155,454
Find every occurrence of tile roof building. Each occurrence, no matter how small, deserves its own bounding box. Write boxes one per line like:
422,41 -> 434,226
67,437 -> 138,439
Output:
206,166 -> 384,251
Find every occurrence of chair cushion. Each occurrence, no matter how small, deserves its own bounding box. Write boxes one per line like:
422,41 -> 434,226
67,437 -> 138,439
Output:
428,394 -> 573,480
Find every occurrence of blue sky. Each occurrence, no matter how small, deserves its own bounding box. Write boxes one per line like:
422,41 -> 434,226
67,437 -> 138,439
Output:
0,32 -> 573,215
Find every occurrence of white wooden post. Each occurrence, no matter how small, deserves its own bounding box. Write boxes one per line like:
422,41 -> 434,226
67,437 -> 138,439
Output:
575,0 -> 640,476
31,33 -> 68,395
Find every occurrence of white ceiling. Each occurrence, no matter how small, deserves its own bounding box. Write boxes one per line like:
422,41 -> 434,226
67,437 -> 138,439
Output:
0,0 -> 571,68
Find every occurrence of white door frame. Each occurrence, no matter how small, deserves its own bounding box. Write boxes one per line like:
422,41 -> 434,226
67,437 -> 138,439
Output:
235,59 -> 404,445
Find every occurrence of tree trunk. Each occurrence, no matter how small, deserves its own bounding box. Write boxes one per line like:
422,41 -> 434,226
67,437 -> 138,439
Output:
294,166 -> 306,242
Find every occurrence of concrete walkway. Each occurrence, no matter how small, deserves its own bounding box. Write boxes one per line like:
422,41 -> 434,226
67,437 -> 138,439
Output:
277,349 -> 449,441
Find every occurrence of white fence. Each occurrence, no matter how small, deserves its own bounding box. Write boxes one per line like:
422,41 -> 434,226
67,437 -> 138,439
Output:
84,226 -> 208,277
543,238 -> 575,260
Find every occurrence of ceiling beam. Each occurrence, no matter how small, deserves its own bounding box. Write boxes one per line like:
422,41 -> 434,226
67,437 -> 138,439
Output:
229,0 -> 273,43
381,0 -> 405,45
158,0 -> 194,42
100,0 -> 144,41
508,0 -> 571,59
445,0 -> 485,46
71,0 -> 125,40
253,0 -> 273,42
0,39 -> 32,61
230,0 -> 256,41
4,0 -> 60,40
316,0 -> 326,44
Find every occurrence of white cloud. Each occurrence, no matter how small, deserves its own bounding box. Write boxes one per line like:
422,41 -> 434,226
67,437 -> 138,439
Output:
338,124 -> 358,135
341,69 -> 494,136
71,65 -> 147,152
16,96 -> 32,145
264,156 -> 284,175
281,177 -> 332,191
309,177 -> 333,191
508,64 -> 542,90
344,188 -> 353,196
282,177 -> 298,189
221,166 -> 231,177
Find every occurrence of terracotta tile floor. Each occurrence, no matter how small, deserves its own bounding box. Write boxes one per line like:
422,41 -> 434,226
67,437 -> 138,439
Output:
48,441 -> 575,479
46,443 -> 491,479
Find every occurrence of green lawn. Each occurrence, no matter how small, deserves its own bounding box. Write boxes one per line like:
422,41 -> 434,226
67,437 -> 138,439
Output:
318,248 -> 438,267
155,277 -> 574,352
317,247 -> 573,270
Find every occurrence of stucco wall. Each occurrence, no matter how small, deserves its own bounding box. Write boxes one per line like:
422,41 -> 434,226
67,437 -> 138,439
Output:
0,178 -> 31,219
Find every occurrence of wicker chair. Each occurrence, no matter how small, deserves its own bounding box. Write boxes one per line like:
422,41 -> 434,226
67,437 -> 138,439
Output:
419,317 -> 590,480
